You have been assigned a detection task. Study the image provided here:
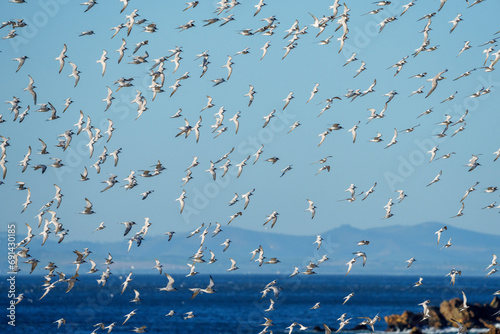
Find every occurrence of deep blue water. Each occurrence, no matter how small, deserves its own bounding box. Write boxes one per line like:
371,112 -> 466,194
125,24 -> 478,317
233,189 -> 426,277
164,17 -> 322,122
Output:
1,274 -> 499,333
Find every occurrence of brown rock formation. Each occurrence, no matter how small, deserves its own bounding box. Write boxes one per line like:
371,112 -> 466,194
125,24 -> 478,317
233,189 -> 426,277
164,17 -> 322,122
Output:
385,297 -> 500,331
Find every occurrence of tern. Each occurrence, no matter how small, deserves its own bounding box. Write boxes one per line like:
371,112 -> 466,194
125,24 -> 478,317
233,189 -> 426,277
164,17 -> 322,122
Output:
55,44 -> 67,73
406,257 -> 416,268
485,254 -> 497,271
228,258 -> 239,271
451,203 -> 465,218
425,70 -> 447,98
159,274 -> 177,292
414,277 -> 424,287
426,170 -> 442,187
306,200 -> 316,219
435,226 -> 447,245
263,211 -> 279,228
96,50 -> 108,76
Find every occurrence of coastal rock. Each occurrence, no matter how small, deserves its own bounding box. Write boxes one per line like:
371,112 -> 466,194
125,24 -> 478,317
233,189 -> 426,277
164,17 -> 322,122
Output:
440,297 -> 500,328
384,311 -> 423,331
384,307 -> 445,331
350,324 -> 369,331
479,319 -> 500,334
385,297 -> 500,331
410,326 -> 423,334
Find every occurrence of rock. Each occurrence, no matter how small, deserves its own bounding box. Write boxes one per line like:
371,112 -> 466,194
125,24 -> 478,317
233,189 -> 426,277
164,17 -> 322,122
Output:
479,319 -> 500,334
384,307 -> 445,331
427,306 -> 446,329
384,311 -> 422,331
385,297 -> 500,331
490,297 -> 499,309
440,297 -> 499,329
313,324 -> 336,332
350,324 -> 369,331
410,326 -> 423,334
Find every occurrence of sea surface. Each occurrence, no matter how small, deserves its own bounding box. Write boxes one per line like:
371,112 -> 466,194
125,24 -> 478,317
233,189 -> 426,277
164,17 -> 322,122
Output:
1,274 -> 499,334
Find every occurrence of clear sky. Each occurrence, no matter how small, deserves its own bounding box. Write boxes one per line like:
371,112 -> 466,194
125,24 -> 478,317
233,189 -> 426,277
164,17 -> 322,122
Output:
1,0 -> 499,244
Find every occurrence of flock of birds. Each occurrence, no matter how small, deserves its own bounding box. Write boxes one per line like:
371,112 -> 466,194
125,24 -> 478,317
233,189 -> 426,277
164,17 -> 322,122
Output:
2,0 -> 500,333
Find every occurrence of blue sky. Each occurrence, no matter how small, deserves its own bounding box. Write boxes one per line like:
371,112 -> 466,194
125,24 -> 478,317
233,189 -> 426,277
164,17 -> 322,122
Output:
1,0 -> 500,244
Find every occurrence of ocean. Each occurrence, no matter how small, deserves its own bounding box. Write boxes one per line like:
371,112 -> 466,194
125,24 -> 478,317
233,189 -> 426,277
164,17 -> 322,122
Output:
2,274 -> 499,333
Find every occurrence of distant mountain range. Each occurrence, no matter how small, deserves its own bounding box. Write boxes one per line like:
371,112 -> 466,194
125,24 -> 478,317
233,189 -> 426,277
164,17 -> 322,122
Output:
3,222 -> 499,276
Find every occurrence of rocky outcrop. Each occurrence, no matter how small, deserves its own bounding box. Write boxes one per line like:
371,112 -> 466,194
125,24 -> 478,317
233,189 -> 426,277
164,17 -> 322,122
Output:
384,307 -> 446,331
385,297 -> 500,331
480,320 -> 500,334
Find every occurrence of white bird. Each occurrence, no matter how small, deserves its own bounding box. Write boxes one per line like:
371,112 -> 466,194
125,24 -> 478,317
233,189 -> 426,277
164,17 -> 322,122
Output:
252,145 -> 264,165
378,16 -> 397,33
263,109 -> 275,128
122,309 -> 137,325
460,182 -> 479,202
116,38 -> 127,64
96,50 -> 108,76
458,291 -> 469,312
254,0 -> 266,16
419,300 -> 431,321
485,254 -> 497,271
227,258 -> 239,271
211,78 -> 225,87
313,235 -> 323,250
283,92 -> 294,110
441,238 -> 452,250
206,161 -> 216,181
446,268 -> 462,286
68,62 -> 81,87
103,87 -> 114,111
336,317 -> 352,333
457,41 -> 471,57
450,319 -> 469,334
245,85 -> 256,107
427,170 -> 442,187
409,86 -> 425,97
348,121 -> 360,143
280,165 -> 292,178
369,132 -> 383,143
306,199 -> 316,219
414,277 -> 424,287
435,226 -> 447,245
183,1 -> 199,11
428,146 -> 439,163
485,268 -> 498,278
121,272 -> 133,295
354,251 -> 367,266
261,41 -> 271,60
406,257 -> 416,268
176,190 -> 187,213
242,188 -> 255,209
449,14 -> 463,34
54,318 -> 66,329
21,188 -> 32,213
159,274 -> 177,292
346,258 -> 356,275
236,156 -> 250,178
343,292 -> 355,305
55,44 -> 67,74
385,128 -> 398,149
221,239 -> 231,252
307,83 -> 320,103
263,211 -> 279,228
426,69 -> 447,98
466,155 -> 480,172
25,75 -> 37,105
12,56 -> 28,73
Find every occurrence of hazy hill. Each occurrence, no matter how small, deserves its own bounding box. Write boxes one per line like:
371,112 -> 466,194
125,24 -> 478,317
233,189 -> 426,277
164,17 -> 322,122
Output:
2,222 -> 499,276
